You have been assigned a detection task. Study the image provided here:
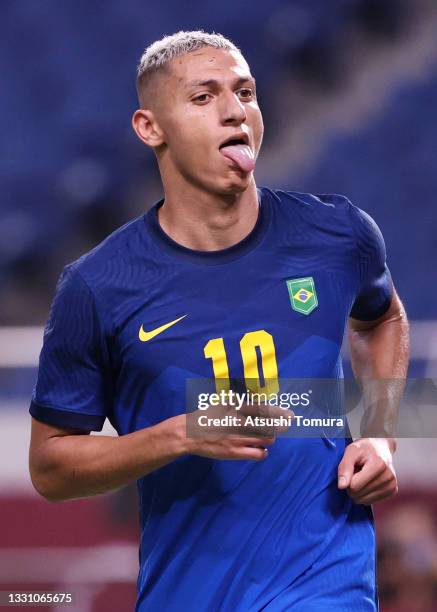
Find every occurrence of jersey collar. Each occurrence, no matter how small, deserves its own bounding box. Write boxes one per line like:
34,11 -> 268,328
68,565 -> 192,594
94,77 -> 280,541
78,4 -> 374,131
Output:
144,187 -> 271,265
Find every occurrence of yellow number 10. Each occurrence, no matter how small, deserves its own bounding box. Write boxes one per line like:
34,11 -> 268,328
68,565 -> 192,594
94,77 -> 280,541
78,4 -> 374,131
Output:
204,330 -> 279,394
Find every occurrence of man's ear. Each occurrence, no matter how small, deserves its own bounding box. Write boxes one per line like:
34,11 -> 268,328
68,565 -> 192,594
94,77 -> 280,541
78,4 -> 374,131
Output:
132,109 -> 165,148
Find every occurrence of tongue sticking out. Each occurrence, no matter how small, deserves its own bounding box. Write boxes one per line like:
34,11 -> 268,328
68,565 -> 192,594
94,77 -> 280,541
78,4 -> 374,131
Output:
220,144 -> 255,173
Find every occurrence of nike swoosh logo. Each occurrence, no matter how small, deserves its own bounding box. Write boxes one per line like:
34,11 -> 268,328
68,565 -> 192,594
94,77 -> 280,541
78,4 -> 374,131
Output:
139,315 -> 187,342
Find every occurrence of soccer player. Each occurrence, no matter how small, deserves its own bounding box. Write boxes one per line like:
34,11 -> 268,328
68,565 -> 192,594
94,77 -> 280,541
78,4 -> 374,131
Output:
29,31 -> 409,611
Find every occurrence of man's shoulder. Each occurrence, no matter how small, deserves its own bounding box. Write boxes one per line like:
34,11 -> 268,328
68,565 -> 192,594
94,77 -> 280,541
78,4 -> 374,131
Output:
66,213 -> 146,285
263,186 -> 352,214
262,187 -> 356,242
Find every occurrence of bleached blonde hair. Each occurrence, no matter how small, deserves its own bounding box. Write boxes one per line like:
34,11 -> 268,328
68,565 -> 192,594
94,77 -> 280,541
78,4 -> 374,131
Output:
136,30 -> 241,105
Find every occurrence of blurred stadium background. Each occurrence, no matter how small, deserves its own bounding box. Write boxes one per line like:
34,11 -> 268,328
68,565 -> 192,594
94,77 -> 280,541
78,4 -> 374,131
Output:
1,0 -> 437,610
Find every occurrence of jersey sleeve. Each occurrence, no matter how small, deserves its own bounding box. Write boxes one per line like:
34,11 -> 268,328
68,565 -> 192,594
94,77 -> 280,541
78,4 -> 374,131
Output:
29,265 -> 112,431
349,204 -> 394,321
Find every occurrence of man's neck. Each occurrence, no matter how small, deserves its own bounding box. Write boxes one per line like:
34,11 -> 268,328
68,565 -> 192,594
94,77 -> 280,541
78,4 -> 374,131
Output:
157,180 -> 259,252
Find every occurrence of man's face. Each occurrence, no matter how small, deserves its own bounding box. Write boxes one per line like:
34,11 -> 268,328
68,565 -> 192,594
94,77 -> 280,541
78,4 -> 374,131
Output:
153,47 -> 264,195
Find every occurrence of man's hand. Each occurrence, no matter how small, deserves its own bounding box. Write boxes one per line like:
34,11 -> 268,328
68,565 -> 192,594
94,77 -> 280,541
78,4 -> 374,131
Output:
337,438 -> 398,505
182,403 -> 294,461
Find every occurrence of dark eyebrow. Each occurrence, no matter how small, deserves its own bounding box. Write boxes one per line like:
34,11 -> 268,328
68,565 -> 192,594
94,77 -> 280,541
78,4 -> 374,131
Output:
185,76 -> 256,89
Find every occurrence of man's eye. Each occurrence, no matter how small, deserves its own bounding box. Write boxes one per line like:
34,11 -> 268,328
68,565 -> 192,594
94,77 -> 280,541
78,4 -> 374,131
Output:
193,94 -> 211,103
238,89 -> 254,99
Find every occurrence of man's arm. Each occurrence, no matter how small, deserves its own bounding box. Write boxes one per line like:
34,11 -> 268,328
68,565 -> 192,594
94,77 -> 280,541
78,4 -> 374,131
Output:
29,265 -> 288,502
29,414 -> 278,502
337,288 -> 409,504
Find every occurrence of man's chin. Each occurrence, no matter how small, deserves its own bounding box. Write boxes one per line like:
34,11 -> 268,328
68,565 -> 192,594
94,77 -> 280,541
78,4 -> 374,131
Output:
219,171 -> 254,194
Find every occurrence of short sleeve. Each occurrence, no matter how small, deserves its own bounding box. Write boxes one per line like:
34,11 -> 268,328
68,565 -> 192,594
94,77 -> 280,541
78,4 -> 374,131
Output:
349,204 -> 393,321
30,265 -> 112,431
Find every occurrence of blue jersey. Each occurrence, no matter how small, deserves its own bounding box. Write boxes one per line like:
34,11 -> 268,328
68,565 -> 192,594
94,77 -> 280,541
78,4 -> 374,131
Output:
30,188 -> 393,611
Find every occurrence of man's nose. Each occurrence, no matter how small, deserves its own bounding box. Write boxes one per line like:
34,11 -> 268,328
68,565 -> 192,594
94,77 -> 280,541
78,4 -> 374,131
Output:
220,92 -> 247,125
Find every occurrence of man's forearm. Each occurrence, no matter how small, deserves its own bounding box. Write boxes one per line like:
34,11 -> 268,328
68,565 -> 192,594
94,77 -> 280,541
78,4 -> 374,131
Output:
348,292 -> 409,446
30,416 -> 188,502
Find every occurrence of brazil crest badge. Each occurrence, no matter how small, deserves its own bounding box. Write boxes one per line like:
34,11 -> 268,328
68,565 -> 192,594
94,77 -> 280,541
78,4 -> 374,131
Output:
286,277 -> 318,315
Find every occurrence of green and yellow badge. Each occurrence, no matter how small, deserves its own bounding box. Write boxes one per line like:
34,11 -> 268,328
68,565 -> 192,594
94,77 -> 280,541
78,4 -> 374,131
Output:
286,277 -> 318,315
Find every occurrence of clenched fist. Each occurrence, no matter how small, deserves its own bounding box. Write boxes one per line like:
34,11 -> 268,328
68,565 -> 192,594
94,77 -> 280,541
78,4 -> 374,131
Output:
338,438 -> 398,505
